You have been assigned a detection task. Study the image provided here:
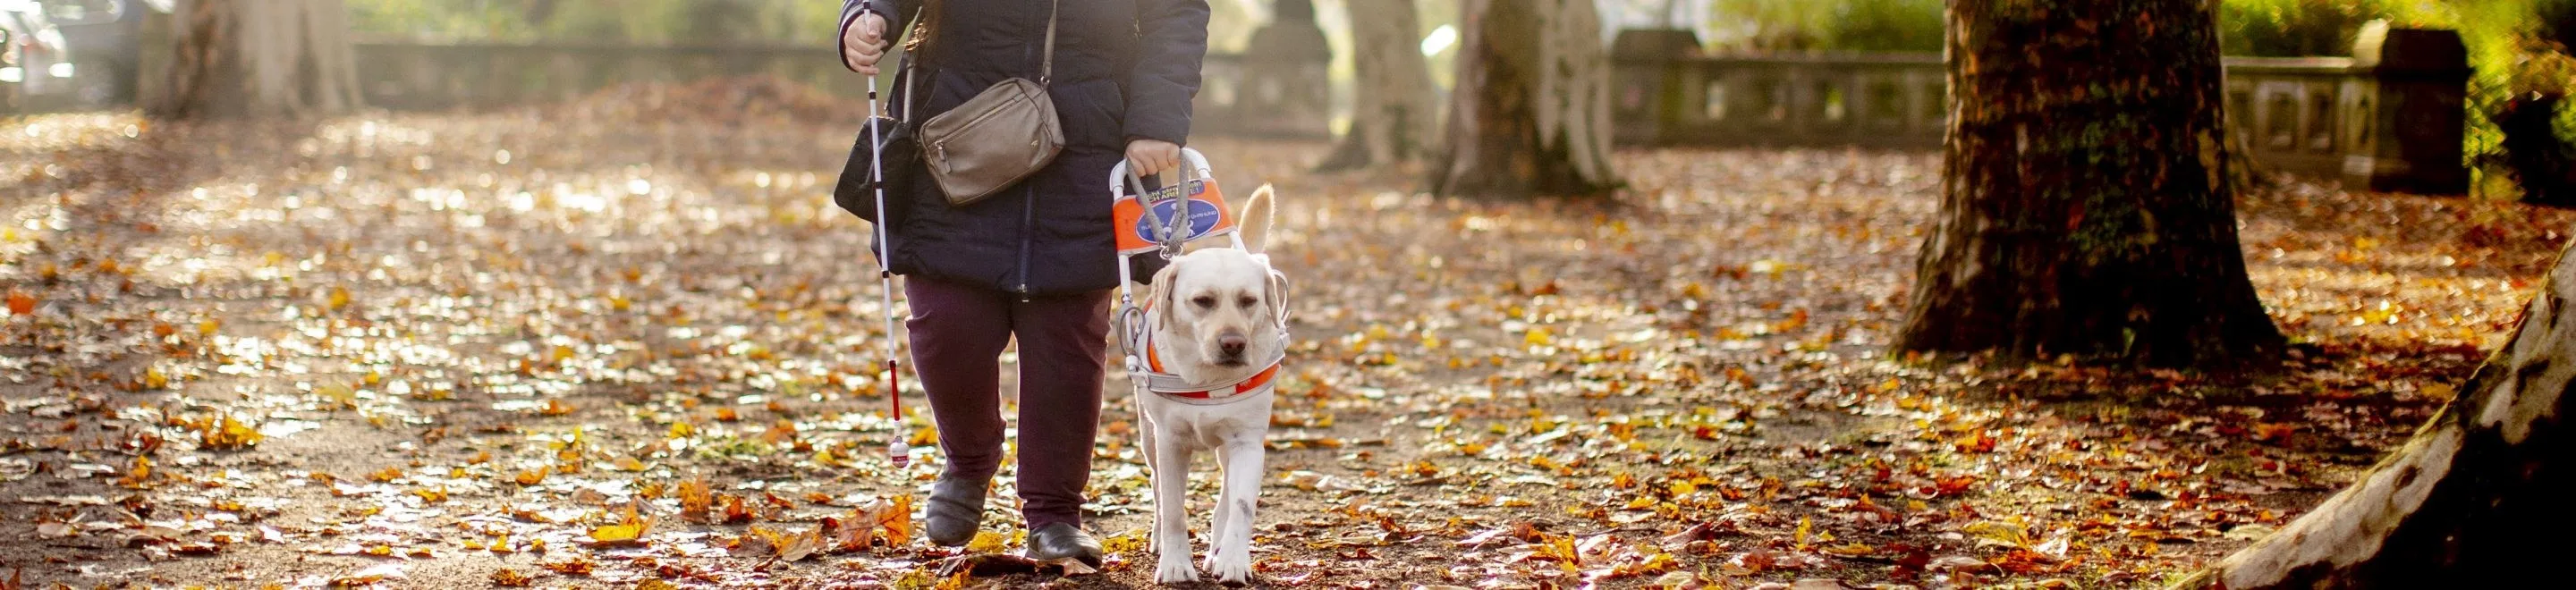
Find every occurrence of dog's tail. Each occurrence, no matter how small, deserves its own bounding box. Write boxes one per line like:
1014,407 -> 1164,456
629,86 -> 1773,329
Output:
1240,184 -> 1275,254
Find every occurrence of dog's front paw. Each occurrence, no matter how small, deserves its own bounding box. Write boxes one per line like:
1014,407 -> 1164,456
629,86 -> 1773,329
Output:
1155,557 -> 1200,585
1204,546 -> 1253,585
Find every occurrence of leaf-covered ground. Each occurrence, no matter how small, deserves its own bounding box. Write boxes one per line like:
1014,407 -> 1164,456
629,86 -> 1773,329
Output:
4,86 -> 2571,589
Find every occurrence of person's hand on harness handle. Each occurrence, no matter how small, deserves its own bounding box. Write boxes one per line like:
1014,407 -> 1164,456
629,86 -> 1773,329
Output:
842,11 -> 891,75
1128,139 -> 1182,177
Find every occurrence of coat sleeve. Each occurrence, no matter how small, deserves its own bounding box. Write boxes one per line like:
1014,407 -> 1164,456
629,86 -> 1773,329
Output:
1123,0 -> 1211,146
838,0 -> 922,72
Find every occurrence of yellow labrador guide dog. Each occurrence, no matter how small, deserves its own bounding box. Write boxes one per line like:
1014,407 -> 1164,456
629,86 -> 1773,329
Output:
1110,149 -> 1287,585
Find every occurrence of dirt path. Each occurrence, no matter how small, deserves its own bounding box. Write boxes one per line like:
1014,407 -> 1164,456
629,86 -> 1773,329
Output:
2,107 -> 2566,589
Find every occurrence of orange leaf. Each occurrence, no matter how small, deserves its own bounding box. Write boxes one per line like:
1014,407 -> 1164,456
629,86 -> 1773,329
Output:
4,291 -> 34,316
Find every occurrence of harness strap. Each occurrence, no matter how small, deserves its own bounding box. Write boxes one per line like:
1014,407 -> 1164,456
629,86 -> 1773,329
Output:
1123,304 -> 1286,403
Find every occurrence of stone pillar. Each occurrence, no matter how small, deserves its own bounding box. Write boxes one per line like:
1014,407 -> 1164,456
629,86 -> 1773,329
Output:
1233,0 -> 1332,139
2342,22 -> 2470,195
1609,28 -> 1700,146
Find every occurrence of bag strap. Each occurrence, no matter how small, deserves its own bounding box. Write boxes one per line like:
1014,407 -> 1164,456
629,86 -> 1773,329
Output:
904,0 -> 941,54
1038,0 -> 1059,86
897,2 -> 930,122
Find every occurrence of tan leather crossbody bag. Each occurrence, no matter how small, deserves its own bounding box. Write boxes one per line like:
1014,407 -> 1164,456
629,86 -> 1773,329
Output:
917,0 -> 1064,206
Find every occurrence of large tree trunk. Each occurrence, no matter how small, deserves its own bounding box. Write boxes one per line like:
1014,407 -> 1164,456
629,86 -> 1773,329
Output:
1895,0 -> 2281,367
149,0 -> 361,119
2183,240 -> 2576,586
1427,0 -> 1619,198
1315,0 -> 1437,172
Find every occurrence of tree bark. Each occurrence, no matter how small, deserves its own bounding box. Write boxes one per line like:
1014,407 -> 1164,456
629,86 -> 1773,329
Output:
1895,0 -> 2282,367
149,0 -> 361,119
2182,239 -> 2576,586
1316,0 -> 1437,172
1427,0 -> 1619,198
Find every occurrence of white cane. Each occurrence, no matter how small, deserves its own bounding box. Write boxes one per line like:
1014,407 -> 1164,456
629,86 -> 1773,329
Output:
860,6 -> 911,468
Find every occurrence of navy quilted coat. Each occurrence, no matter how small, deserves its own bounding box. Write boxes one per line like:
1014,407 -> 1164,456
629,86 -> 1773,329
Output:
841,0 -> 1208,296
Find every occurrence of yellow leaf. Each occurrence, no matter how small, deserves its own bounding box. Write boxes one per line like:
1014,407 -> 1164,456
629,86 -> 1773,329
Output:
880,494 -> 913,547
966,530 -> 1009,552
1099,530 -> 1146,555
932,569 -> 970,590
614,457 -> 648,472
1794,517 -> 1812,552
316,384 -> 356,406
327,286 -> 351,310
1822,543 -> 1874,557
199,415 -> 264,450
588,505 -> 651,546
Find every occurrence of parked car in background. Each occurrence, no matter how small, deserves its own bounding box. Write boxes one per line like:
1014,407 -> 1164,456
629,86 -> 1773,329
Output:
1,0 -> 76,109
45,0 -> 152,105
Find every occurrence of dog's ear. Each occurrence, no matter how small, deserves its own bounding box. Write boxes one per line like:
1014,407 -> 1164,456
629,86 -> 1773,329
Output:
1265,269 -> 1291,328
1236,184 -> 1275,255
1149,264 -> 1180,327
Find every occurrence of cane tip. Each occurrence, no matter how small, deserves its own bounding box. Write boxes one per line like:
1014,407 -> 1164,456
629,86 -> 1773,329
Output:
888,441 -> 912,467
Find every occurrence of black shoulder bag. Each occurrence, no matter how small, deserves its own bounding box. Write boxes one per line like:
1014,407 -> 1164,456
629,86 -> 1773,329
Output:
833,4 -> 934,224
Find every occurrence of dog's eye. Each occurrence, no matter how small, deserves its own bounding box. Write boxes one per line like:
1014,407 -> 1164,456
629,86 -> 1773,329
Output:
1237,296 -> 1258,308
1191,295 -> 1216,308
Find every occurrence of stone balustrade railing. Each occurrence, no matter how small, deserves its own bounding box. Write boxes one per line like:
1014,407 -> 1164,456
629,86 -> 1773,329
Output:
1611,25 -> 2471,194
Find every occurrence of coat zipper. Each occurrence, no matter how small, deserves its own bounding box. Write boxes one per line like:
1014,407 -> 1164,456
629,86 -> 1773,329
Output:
1013,0 -> 1040,303
1015,182 -> 1035,301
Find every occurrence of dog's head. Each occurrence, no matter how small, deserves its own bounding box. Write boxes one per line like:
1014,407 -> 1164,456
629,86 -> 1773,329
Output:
1148,185 -> 1286,378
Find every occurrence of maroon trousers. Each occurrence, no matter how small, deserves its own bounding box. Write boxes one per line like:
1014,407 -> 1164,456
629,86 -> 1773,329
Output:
902,274 -> 1113,530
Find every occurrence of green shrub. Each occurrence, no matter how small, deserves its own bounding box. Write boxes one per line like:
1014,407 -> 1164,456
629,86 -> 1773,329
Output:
2217,0 -> 2411,57
1705,0 -> 1942,53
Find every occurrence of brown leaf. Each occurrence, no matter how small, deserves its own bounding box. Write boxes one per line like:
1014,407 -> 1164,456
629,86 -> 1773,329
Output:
775,528 -> 822,561
490,568 -> 533,587
539,556 -> 595,576
936,553 -> 1044,577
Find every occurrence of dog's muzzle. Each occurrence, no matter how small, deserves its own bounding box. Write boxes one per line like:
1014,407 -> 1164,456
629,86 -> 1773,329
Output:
1214,332 -> 1249,365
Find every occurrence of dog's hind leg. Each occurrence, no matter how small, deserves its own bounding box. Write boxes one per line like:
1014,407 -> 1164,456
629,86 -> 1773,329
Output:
1147,425 -> 1199,584
1204,439 -> 1263,585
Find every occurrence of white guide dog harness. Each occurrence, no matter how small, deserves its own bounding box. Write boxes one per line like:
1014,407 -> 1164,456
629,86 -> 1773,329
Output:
1109,149 -> 1284,405
1130,305 -> 1287,403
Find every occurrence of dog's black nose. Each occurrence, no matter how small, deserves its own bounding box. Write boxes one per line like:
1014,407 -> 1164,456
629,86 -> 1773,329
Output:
1218,333 -> 1247,357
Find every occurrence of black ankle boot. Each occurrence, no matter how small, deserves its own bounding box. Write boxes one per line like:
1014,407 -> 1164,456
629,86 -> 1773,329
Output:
1024,522 -> 1103,567
923,476 -> 987,547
